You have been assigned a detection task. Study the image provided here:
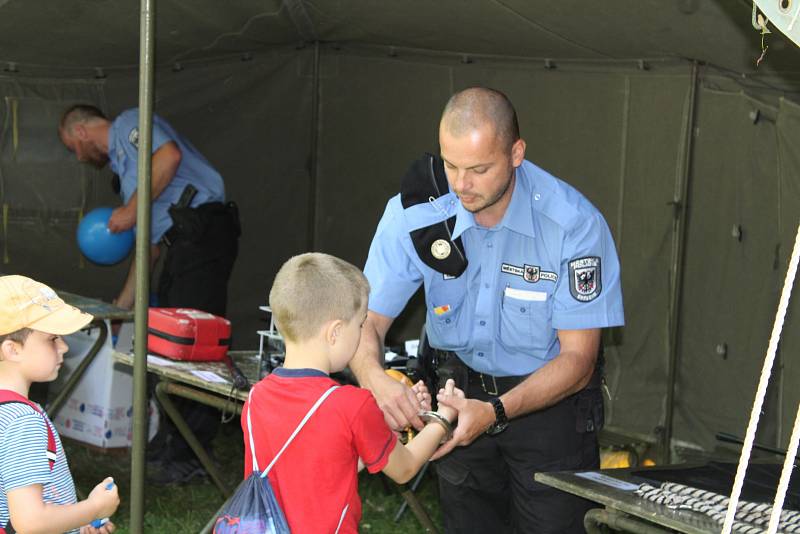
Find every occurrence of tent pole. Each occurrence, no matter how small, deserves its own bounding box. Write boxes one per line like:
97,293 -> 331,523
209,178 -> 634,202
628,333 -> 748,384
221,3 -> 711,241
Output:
660,61 -> 699,464
130,0 -> 155,531
307,40 -> 320,250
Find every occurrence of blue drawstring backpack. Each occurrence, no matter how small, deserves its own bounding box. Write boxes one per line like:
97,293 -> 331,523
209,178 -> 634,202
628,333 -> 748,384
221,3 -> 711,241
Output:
213,385 -> 340,534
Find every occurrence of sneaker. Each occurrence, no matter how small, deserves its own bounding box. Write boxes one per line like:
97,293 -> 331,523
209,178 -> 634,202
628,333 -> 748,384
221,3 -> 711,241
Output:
148,458 -> 208,485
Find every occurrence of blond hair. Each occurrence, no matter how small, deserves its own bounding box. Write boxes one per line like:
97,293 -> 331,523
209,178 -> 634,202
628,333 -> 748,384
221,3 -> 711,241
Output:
269,253 -> 370,343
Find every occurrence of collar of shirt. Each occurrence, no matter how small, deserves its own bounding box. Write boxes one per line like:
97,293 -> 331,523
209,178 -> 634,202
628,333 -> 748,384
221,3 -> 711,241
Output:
272,367 -> 329,378
452,164 -> 536,239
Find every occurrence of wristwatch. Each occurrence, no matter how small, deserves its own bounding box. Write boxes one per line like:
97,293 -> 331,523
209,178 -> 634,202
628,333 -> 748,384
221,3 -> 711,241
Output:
485,397 -> 508,436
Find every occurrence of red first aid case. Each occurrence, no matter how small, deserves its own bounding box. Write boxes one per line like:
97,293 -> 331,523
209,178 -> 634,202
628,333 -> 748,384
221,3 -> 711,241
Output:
147,308 -> 231,362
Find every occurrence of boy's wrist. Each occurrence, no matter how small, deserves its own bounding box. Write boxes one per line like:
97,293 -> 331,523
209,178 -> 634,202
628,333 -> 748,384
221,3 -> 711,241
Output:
419,410 -> 454,443
435,409 -> 456,424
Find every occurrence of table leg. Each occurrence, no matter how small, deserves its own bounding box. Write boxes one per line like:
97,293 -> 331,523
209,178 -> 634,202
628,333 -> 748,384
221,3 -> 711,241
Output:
47,319 -> 107,418
396,472 -> 438,534
584,507 -> 677,534
394,460 -> 429,522
154,381 -> 242,497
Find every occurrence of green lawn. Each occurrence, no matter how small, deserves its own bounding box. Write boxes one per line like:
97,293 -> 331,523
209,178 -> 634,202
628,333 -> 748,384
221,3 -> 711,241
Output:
64,421 -> 442,533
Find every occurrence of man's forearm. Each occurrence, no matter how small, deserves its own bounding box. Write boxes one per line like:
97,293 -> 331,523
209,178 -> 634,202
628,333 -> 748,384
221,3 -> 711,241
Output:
500,328 -> 601,420
115,261 -> 137,310
349,320 -> 385,387
350,310 -> 396,387
123,141 -> 181,210
500,350 -> 595,420
115,244 -> 160,310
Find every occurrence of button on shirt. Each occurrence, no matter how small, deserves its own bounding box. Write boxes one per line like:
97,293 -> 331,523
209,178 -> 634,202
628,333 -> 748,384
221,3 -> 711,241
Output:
364,159 -> 624,376
108,109 -> 225,243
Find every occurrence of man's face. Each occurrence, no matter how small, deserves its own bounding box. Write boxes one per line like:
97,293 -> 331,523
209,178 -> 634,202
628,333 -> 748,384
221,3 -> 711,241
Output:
60,127 -> 109,169
439,123 -> 524,219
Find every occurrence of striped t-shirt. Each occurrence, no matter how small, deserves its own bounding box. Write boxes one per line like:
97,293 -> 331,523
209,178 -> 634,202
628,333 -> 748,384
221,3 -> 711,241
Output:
0,401 -> 77,533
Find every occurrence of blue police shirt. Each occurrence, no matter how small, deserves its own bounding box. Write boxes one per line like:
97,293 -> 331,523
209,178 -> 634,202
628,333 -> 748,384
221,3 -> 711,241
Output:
107,109 -> 225,243
364,159 -> 624,377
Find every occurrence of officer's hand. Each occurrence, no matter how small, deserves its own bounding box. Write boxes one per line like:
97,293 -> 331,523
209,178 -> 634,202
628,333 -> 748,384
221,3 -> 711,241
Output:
108,205 -> 136,233
370,369 -> 424,431
430,396 -> 494,460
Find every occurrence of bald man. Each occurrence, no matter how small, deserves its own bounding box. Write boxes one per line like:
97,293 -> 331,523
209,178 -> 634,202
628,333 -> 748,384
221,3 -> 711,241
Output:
59,105 -> 240,484
350,87 -> 624,533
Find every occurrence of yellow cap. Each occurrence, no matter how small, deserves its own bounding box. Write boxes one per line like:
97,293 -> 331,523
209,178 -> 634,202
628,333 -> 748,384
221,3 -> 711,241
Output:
0,275 -> 93,336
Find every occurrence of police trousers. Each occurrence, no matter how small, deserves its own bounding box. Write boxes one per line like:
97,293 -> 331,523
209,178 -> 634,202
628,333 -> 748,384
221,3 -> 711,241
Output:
155,201 -> 239,458
435,363 -> 602,534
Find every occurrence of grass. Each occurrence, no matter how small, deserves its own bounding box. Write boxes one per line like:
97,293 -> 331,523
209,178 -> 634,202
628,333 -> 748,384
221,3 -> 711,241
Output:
64,420 -> 442,533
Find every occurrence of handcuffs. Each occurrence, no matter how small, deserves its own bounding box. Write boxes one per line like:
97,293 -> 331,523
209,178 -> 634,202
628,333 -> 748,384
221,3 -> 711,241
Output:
418,410 -> 454,443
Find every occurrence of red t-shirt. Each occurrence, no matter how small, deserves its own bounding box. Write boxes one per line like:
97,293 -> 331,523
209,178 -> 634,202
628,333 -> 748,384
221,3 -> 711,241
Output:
242,368 -> 397,533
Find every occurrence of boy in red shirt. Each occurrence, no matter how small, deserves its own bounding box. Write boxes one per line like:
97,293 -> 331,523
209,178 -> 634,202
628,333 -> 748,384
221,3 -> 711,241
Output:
243,253 -> 461,533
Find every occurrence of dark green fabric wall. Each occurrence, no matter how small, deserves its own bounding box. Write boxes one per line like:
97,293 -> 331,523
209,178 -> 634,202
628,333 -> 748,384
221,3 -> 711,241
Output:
2,49 -> 799,454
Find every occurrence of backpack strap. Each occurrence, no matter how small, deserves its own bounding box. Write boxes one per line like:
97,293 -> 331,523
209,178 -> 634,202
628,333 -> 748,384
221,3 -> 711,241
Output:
246,384 -> 340,475
0,389 -> 56,471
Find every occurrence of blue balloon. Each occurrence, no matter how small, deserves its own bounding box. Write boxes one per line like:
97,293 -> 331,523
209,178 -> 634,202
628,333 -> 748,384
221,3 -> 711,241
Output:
77,207 -> 134,265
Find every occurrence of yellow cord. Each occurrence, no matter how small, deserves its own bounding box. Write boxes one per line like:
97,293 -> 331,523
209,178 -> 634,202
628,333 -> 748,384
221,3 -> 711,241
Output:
2,203 -> 8,264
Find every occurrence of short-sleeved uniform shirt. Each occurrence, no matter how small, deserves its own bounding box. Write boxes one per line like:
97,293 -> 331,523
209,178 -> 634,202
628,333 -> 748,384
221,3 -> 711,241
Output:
243,368 -> 397,533
0,402 -> 77,533
107,108 -> 226,243
364,159 -> 625,377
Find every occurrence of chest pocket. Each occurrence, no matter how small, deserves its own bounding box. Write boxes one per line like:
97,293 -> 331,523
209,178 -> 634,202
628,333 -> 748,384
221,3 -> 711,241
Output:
498,288 -> 554,356
425,276 -> 470,351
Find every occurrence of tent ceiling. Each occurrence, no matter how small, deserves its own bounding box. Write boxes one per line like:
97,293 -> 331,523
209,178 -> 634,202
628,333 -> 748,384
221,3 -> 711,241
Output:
1,0 -> 798,78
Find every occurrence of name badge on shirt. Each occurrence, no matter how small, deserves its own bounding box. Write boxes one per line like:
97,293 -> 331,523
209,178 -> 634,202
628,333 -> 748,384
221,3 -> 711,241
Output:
503,287 -> 548,302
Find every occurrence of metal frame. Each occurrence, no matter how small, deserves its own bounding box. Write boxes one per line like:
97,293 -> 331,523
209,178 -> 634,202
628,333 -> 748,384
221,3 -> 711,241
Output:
585,508 -> 676,534
154,381 -> 241,496
47,319 -> 107,418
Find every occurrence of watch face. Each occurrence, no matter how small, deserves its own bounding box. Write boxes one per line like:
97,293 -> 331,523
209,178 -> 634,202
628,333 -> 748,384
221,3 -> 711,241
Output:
486,421 -> 508,436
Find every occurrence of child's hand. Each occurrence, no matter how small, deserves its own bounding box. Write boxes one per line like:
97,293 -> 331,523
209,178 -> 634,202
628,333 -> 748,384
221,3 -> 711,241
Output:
411,380 -> 432,411
80,520 -> 116,534
435,379 -> 465,422
87,477 -> 119,519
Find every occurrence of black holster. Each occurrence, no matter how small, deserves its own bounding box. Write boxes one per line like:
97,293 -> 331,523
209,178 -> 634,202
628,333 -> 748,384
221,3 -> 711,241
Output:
164,201 -> 241,246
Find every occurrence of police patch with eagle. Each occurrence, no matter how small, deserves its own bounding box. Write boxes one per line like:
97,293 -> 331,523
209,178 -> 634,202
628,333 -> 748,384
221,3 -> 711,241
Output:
568,256 -> 601,302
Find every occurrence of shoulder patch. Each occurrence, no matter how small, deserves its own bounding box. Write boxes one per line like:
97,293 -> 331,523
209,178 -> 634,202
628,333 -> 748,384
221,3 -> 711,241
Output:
128,127 -> 139,149
569,257 -> 601,302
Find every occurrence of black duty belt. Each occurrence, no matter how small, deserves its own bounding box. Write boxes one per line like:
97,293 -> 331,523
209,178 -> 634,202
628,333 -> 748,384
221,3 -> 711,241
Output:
466,365 -> 603,397
467,367 -> 529,396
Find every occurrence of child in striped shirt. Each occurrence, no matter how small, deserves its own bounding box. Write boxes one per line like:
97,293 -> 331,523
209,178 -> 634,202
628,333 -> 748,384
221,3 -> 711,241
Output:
0,276 -> 119,533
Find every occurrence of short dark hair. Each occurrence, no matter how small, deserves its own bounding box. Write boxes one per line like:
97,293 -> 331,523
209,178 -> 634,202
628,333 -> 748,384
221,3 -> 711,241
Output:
441,87 -> 520,150
59,104 -> 107,132
0,327 -> 32,346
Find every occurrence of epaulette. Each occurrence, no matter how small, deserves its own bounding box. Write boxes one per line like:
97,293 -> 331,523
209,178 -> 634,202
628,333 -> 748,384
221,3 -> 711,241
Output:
400,153 -> 468,277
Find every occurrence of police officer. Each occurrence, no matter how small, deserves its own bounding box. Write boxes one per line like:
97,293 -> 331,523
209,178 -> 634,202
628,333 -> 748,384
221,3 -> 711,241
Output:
59,105 -> 240,483
350,87 -> 624,533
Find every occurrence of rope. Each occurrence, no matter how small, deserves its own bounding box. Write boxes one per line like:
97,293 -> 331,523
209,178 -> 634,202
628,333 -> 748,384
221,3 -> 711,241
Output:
767,403 -> 800,533
722,221 -> 800,534
636,482 -> 800,533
